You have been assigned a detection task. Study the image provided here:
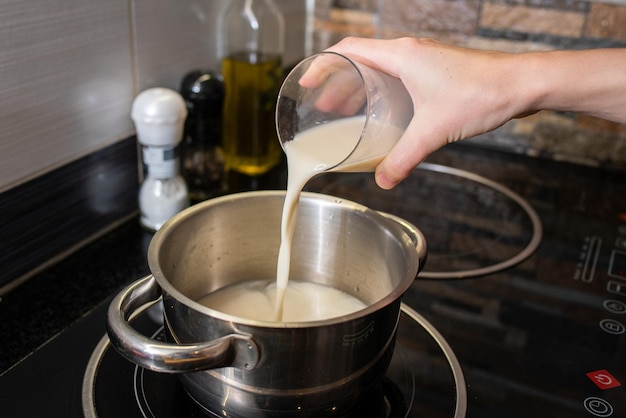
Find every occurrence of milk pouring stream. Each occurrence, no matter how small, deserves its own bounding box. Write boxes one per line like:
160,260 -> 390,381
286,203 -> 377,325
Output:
274,115 -> 387,321
199,115 -> 397,322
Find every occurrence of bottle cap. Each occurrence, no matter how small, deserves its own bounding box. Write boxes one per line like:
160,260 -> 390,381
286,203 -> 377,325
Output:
132,88 -> 188,147
180,70 -> 225,119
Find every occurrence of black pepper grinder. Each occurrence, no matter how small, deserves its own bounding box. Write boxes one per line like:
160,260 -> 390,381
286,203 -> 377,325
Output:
179,70 -> 226,202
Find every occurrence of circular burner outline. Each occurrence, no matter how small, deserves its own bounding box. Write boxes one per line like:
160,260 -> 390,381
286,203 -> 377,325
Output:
400,303 -> 467,418
82,303 -> 467,418
416,163 -> 543,279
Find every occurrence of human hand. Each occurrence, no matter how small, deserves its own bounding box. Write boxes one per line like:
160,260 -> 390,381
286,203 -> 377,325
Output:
297,52 -> 368,117
322,37 -> 531,189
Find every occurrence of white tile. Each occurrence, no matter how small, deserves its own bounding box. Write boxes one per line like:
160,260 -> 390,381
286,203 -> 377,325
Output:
131,0 -> 308,91
131,0 -> 227,92
0,0 -> 309,192
0,0 -> 134,191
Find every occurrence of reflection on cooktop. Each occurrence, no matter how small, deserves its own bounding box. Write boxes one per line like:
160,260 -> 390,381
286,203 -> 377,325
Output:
305,163 -> 542,278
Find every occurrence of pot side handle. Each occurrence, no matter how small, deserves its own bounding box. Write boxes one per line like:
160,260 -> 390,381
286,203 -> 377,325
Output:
106,275 -> 259,373
378,212 -> 428,273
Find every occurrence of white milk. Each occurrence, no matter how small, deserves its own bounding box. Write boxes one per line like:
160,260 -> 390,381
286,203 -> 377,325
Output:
275,115 -> 382,321
197,280 -> 366,322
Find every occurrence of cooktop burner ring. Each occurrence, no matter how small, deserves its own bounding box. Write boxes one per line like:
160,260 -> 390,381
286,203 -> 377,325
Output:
305,162 -> 543,279
417,163 -> 543,279
401,303 -> 467,417
82,303 -> 467,417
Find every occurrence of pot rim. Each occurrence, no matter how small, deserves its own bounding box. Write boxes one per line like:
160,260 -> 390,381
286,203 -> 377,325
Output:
148,190 -> 423,329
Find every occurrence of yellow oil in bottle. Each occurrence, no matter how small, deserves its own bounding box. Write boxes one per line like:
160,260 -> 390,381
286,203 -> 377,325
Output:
221,52 -> 282,176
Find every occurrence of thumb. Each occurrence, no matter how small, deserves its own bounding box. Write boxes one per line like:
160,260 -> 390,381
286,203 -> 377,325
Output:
374,119 -> 445,189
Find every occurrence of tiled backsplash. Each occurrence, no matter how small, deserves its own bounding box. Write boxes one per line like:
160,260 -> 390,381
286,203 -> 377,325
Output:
0,137 -> 139,291
0,0 -> 308,194
313,0 -> 626,170
0,0 -> 308,289
0,0 -> 135,193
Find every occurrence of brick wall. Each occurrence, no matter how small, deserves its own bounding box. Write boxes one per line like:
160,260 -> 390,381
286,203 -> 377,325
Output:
311,0 -> 626,170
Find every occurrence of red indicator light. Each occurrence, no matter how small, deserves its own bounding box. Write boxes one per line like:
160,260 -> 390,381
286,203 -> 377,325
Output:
587,370 -> 622,390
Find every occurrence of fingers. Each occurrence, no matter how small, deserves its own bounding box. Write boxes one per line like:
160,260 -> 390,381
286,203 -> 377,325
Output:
374,119 -> 445,189
297,52 -> 367,116
326,37 -> 435,79
312,69 -> 366,115
298,54 -> 342,88
325,37 -> 403,77
298,37 -> 465,190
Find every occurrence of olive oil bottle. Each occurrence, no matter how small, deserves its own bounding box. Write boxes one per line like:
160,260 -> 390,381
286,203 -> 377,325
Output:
221,52 -> 282,176
219,0 -> 285,177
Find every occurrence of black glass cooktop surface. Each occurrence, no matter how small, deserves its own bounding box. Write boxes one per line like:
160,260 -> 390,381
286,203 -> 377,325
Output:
2,144 -> 625,418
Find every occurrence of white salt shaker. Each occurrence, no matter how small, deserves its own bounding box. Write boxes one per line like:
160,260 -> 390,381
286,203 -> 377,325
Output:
132,88 -> 189,231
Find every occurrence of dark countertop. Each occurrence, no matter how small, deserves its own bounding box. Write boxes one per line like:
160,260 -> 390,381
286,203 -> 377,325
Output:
0,217 -> 153,374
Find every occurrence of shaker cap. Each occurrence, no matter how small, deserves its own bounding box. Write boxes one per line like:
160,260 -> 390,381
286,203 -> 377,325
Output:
180,70 -> 225,118
131,88 -> 188,147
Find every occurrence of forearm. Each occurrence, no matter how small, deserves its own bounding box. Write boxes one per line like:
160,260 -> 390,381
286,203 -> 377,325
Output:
320,37 -> 626,189
520,48 -> 626,123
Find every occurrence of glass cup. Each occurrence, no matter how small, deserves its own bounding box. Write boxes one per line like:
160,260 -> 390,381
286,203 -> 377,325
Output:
275,51 -> 413,172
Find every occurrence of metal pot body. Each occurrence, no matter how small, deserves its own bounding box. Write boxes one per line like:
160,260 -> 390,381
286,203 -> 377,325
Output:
107,191 -> 426,417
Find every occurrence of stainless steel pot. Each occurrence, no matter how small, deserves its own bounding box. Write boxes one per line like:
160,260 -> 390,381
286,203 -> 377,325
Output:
107,191 -> 427,417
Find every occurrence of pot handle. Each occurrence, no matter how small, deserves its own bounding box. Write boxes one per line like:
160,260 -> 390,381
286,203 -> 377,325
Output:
106,275 -> 259,373
378,212 -> 428,273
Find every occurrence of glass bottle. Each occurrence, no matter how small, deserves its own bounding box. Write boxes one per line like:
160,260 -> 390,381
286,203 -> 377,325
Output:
180,70 -> 226,202
218,0 -> 285,177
